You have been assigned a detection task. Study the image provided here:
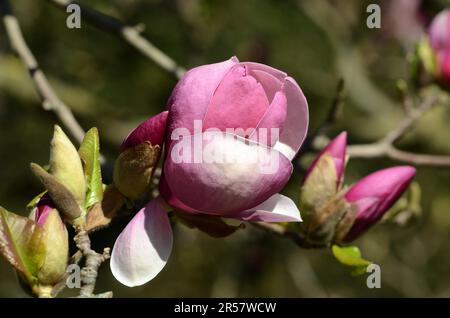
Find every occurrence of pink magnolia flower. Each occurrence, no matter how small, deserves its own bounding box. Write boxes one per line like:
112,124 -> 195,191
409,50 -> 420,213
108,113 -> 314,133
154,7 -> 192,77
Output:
429,8 -> 450,82
111,57 -> 309,287
343,166 -> 416,242
304,132 -> 347,188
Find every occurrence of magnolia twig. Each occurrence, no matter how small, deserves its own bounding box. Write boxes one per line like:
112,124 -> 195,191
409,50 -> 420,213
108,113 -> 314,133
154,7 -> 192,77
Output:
347,95 -> 450,167
47,0 -> 186,79
0,0 -> 85,144
74,228 -> 112,298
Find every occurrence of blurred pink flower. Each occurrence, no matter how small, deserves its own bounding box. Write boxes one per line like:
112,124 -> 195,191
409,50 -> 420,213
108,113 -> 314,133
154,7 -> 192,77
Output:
429,8 -> 450,82
111,57 -> 309,286
384,0 -> 424,46
343,166 -> 416,242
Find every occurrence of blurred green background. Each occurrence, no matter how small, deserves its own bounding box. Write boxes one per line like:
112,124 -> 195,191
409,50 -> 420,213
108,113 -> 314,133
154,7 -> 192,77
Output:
1,0 -> 450,297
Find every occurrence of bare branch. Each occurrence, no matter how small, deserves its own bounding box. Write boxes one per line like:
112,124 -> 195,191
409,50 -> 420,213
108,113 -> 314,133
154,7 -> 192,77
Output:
347,143 -> 450,167
347,94 -> 450,167
74,228 -> 112,298
47,0 -> 186,79
381,95 -> 439,145
0,0 -> 86,144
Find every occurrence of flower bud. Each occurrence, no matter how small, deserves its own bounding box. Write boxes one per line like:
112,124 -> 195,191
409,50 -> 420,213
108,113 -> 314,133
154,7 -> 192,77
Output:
113,111 -> 168,199
301,132 -> 347,216
304,132 -> 347,187
340,166 -> 416,242
299,132 -> 348,247
29,196 -> 69,286
49,125 -> 86,208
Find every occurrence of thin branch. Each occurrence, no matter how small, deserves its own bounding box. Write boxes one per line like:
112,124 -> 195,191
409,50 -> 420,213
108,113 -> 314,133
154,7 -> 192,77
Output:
74,228 -> 112,298
47,0 -> 186,79
381,94 -> 439,145
0,0 -> 86,144
347,143 -> 450,167
347,94 -> 450,167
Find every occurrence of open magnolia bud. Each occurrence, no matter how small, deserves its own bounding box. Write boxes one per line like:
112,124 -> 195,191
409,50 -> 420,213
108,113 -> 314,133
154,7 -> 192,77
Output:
300,132 -> 347,225
113,111 -> 168,199
49,125 -> 86,208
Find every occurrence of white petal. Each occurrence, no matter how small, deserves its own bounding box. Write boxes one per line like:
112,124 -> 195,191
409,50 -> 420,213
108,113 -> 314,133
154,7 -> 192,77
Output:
110,197 -> 173,287
231,193 -> 302,222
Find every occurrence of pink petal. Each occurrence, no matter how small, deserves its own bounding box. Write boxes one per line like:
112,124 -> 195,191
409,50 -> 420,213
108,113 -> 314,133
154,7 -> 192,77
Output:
167,57 -> 238,139
121,111 -> 169,151
203,65 -> 270,137
243,62 -> 287,82
304,131 -> 347,186
229,194 -> 302,222
110,197 -> 173,287
35,194 -> 55,226
429,9 -> 450,52
159,177 -> 201,214
273,77 -> 309,160
163,131 -> 293,216
250,90 -> 287,146
248,69 -> 283,102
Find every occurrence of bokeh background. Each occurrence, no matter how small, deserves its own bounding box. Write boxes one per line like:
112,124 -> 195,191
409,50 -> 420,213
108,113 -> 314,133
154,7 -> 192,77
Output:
1,0 -> 450,297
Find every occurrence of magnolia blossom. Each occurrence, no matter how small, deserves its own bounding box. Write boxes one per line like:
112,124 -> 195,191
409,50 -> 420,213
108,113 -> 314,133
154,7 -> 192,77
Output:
111,57 -> 309,287
343,166 -> 416,242
429,8 -> 450,81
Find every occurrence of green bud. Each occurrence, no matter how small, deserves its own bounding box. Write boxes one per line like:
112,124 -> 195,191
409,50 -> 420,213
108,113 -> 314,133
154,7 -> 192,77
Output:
113,142 -> 161,199
29,209 -> 69,286
50,125 -> 86,208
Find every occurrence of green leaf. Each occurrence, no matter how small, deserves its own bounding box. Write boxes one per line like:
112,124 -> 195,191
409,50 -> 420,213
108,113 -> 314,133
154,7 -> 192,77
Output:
351,266 -> 368,277
331,244 -> 372,271
78,128 -> 103,209
26,191 -> 47,209
0,207 -> 37,284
